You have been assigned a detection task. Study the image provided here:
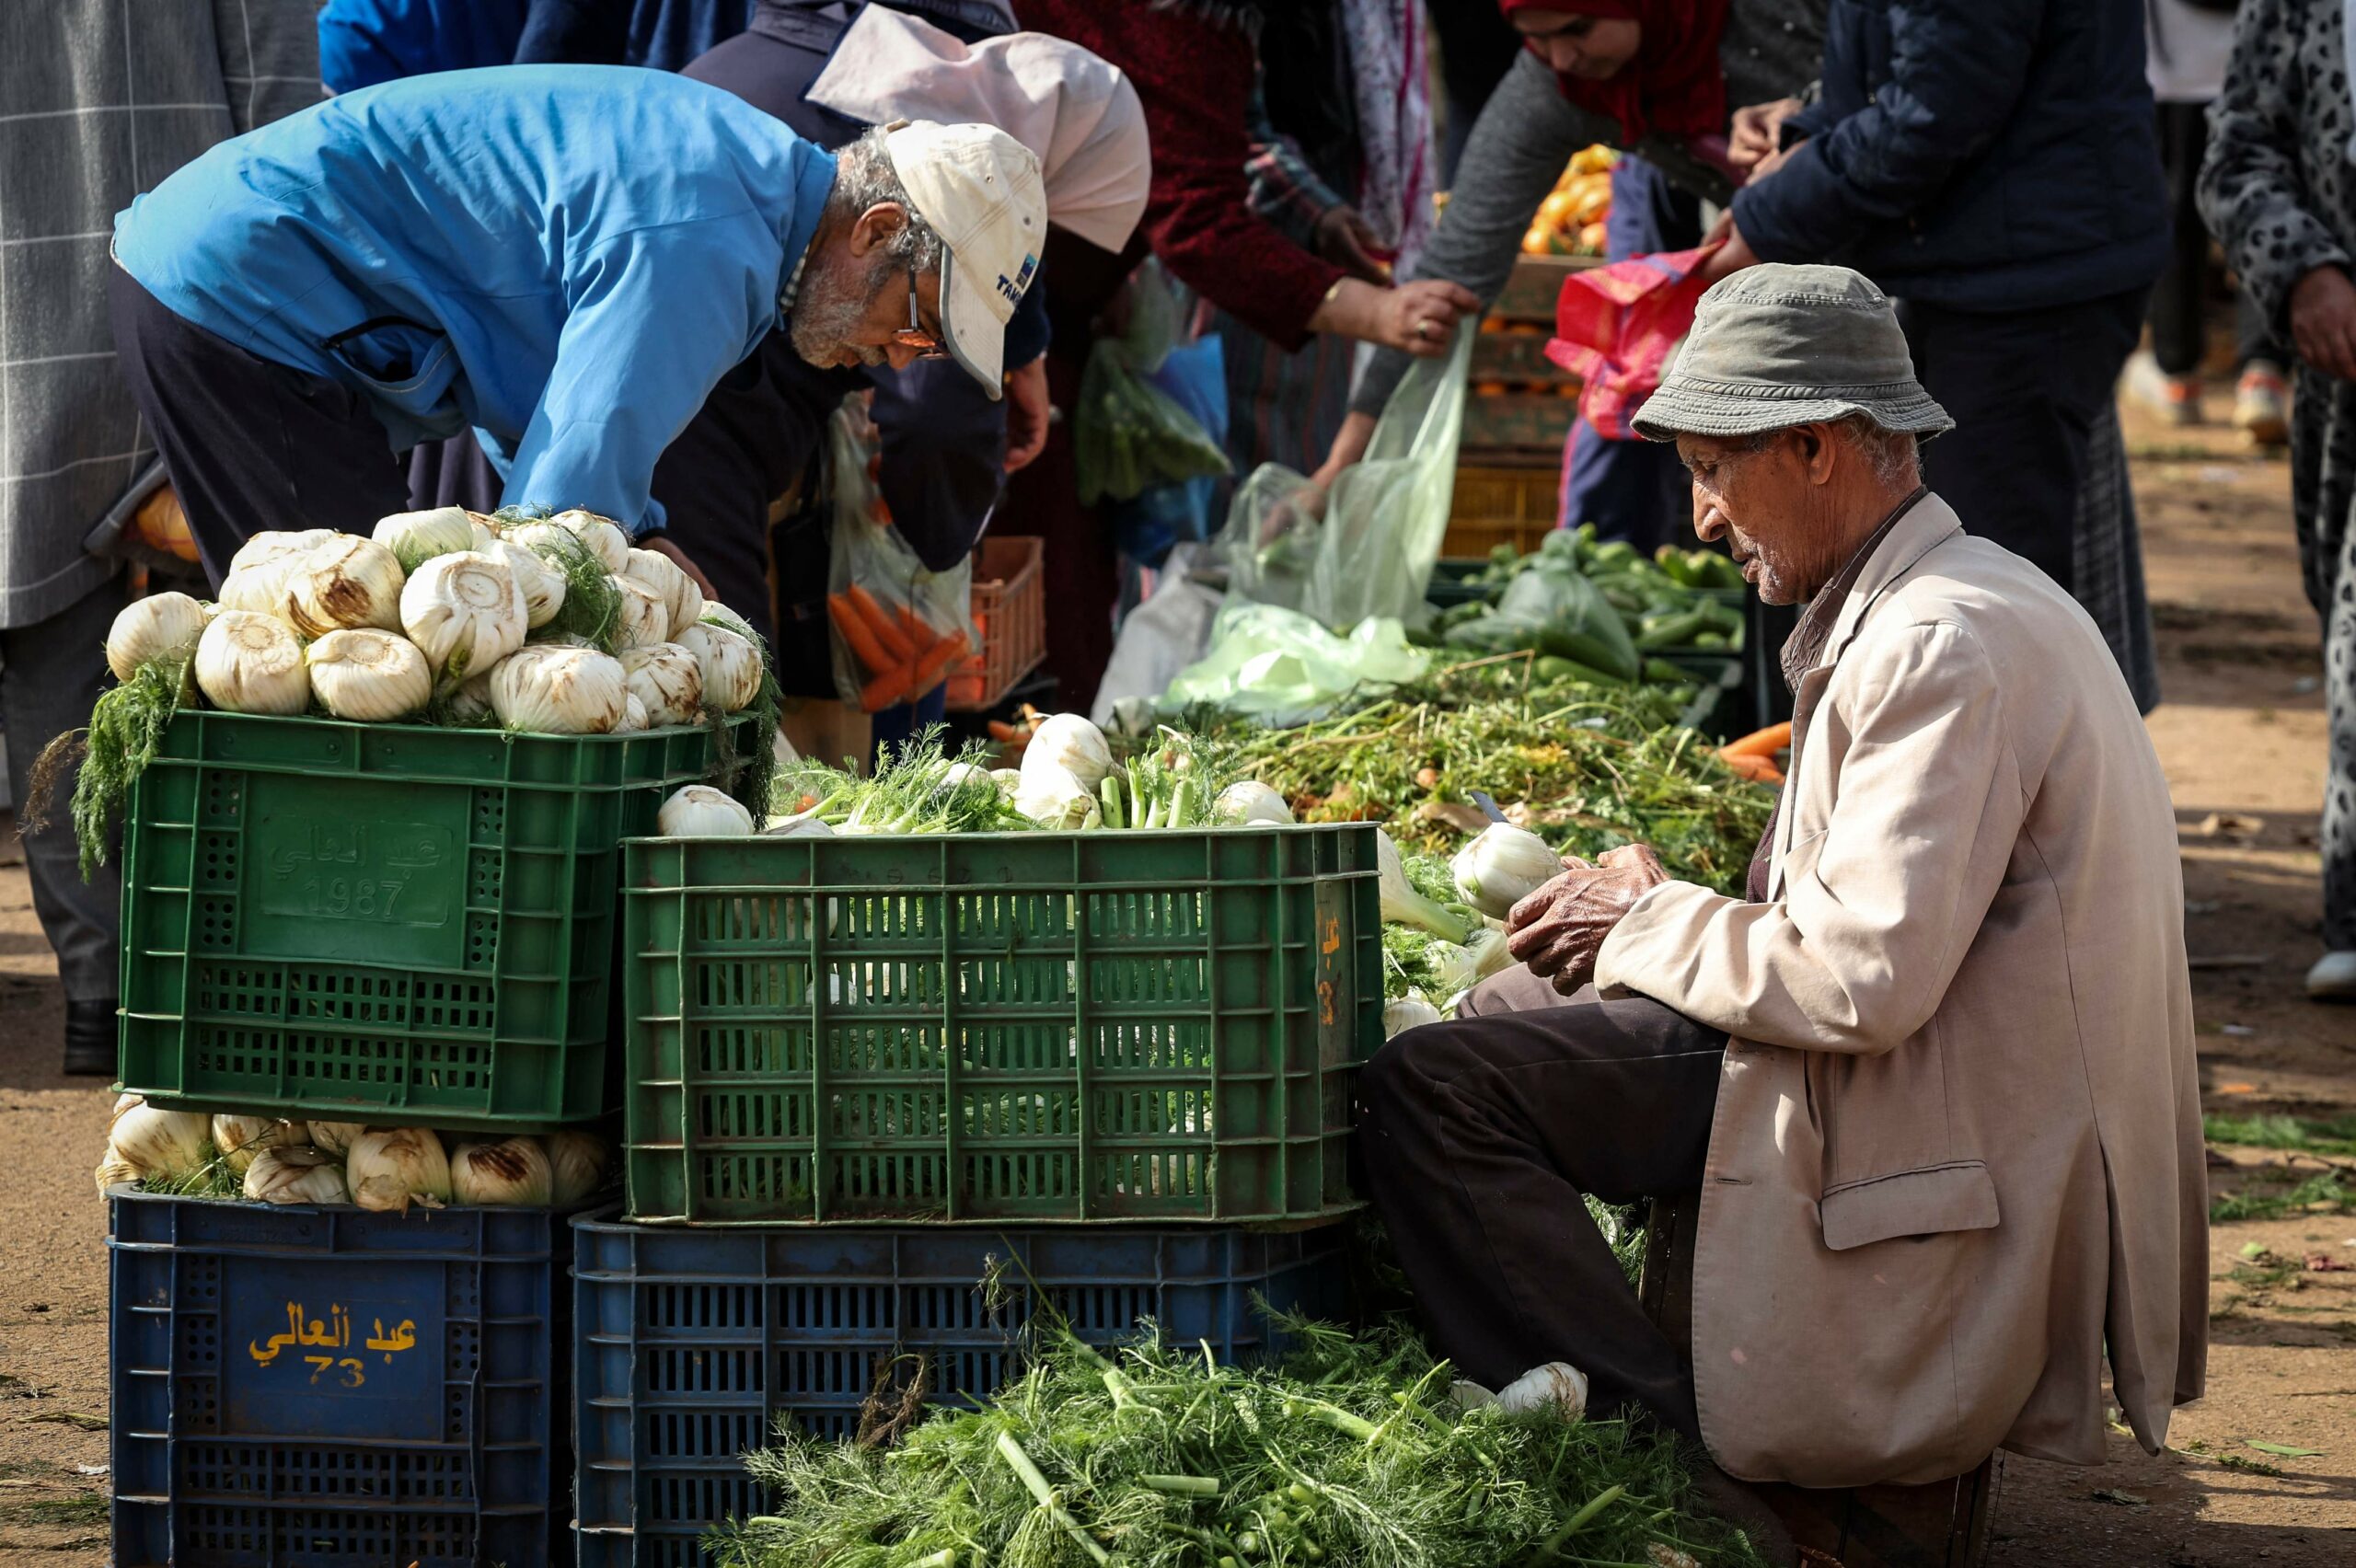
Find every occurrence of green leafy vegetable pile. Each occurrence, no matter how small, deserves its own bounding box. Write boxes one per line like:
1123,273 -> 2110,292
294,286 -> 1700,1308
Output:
711,1313 -> 1765,1568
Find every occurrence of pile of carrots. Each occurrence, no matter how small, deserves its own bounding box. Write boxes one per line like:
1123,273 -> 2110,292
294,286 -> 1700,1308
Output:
1717,721 -> 1789,784
826,584 -> 971,712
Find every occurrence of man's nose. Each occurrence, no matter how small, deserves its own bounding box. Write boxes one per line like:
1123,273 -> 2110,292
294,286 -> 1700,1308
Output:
1692,501 -> 1727,541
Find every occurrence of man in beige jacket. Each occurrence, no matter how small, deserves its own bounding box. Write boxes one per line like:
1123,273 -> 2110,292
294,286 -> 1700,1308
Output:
1358,266 -> 2206,1505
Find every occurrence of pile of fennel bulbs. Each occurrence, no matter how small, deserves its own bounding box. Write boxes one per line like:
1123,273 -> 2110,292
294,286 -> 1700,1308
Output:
39,506 -> 775,877
95,1096 -> 614,1213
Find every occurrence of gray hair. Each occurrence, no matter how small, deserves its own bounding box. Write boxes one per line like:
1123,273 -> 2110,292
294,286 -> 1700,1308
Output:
826,125 -> 944,271
1734,413 -> 1920,488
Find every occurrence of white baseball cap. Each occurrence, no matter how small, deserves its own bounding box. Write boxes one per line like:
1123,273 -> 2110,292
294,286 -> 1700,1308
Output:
884,120 -> 1047,399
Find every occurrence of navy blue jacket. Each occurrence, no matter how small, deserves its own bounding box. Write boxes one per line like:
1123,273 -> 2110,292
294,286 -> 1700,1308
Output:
1732,0 -> 2167,312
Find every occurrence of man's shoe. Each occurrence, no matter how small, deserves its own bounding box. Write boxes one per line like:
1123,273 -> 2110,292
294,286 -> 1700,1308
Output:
2308,951 -> 2356,1002
63,999 -> 117,1077
2234,362 -> 2291,445
2126,351 -> 2201,426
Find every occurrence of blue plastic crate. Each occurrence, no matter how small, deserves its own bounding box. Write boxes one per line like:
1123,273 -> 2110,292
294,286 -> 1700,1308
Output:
109,1189 -> 576,1568
571,1212 -> 1353,1568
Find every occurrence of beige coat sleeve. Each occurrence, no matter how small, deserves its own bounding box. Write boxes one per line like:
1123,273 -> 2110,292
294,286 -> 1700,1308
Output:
1595,620 -> 2027,1055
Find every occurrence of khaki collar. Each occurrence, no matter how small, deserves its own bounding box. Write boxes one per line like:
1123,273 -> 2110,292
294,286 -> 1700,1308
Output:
1802,491 -> 1965,677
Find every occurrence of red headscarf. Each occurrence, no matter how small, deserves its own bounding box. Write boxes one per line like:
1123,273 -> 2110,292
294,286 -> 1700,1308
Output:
1496,0 -> 1730,146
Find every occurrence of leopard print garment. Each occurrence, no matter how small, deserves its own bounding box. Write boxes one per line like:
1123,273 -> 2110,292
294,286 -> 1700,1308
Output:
2199,0 -> 2356,950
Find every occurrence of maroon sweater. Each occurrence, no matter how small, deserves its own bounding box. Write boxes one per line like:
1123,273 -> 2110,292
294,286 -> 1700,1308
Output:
1015,0 -> 1344,349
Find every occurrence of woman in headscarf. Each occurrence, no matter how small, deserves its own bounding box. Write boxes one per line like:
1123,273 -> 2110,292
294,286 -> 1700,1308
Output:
1315,1 -> 1823,548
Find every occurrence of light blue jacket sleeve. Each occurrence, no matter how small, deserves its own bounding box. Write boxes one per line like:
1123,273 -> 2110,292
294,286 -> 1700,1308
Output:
502,215 -> 779,534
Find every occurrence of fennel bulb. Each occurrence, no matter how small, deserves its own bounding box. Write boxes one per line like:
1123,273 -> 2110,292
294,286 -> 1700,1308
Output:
371,506 -> 476,572
449,1137 -> 553,1205
306,1121 -> 368,1158
611,575 -> 668,650
541,509 -> 631,573
1451,824 -> 1561,920
1496,1362 -> 1588,1422
658,784 -> 754,836
244,1146 -> 350,1205
614,692 -> 651,732
105,592 -> 208,682
1015,762 -> 1102,830
227,528 -> 332,577
283,533 -> 406,639
489,644 -> 628,733
623,547 -> 705,639
1215,780 -> 1295,826
1382,989 -> 1442,1040
347,1126 -> 453,1212
97,1096 -> 211,1194
1019,713 -> 1113,792
211,1115 -> 308,1176
544,1131 -> 610,1206
194,610 -> 309,715
483,538 -> 566,629
619,642 -> 704,727
676,623 -> 762,713
1377,830 -> 1473,944
401,550 -> 528,679
306,628 -> 432,721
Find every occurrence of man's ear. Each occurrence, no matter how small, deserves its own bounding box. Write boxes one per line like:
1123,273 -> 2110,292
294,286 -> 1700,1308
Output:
1800,422 -> 1840,484
847,202 -> 908,259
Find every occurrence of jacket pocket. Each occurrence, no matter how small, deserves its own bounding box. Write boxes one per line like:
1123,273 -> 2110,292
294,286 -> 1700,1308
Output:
321,314 -> 451,395
1819,1160 -> 1998,1251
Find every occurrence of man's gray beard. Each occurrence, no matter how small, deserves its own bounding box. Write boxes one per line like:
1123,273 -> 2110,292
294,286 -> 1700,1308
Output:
790,252 -> 892,369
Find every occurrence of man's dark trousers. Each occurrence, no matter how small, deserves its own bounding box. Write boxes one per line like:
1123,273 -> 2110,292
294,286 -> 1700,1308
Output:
1355,965 -> 1725,1441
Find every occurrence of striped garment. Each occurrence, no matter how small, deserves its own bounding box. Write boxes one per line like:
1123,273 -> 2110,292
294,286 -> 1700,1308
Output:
0,1 -> 319,628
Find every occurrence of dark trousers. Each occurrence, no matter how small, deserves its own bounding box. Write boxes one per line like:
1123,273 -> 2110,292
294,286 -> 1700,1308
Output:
1356,963 -> 1725,1441
107,267 -> 410,586
1900,287 -> 2146,596
2152,100 -> 2286,377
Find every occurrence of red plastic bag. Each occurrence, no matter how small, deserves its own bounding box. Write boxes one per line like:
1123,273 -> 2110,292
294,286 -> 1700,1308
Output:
1543,242 -> 1721,442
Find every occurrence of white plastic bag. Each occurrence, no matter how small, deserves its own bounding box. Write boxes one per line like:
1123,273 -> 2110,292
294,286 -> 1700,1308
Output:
1215,321 -> 1474,629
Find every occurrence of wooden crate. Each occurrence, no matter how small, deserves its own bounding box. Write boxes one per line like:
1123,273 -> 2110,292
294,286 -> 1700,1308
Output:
1492,251 -> 1606,324
1443,461 -> 1561,559
945,534 -> 1045,711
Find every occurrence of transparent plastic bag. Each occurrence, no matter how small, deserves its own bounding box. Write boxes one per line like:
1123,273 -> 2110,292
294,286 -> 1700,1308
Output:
1215,320 -> 1474,629
1074,259 -> 1232,505
1161,600 -> 1431,727
823,396 -> 976,712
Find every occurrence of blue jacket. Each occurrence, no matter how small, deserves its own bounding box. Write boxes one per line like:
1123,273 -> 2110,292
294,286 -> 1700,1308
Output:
113,65 -> 836,534
318,0 -> 526,94
1731,0 -> 2166,312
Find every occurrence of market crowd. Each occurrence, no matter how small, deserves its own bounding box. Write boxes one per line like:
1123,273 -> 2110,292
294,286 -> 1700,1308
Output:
3,0 -> 2350,1557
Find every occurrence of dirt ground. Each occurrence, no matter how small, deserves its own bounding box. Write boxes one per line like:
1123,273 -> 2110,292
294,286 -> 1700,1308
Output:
0,391 -> 2349,1566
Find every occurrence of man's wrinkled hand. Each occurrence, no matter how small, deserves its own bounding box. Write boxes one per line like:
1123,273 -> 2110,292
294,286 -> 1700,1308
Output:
1505,843 -> 1671,995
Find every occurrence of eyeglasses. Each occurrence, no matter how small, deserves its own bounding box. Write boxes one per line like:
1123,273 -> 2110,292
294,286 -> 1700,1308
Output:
893,264 -> 950,361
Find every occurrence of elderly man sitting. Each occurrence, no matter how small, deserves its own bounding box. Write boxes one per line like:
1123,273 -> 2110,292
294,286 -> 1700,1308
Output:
1358,266 -> 2206,1523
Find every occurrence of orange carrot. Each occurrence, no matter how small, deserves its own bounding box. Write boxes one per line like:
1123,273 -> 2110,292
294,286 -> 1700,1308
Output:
1720,753 -> 1784,784
907,631 -> 970,696
845,586 -> 917,663
892,603 -> 940,657
1719,721 -> 1791,761
987,720 -> 1022,743
827,594 -> 896,673
860,669 -> 913,711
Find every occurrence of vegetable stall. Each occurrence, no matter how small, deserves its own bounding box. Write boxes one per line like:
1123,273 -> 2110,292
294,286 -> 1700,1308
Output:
61,370 -> 1777,1563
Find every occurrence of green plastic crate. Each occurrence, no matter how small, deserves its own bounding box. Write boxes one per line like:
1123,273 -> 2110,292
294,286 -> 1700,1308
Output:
621,824 -> 1383,1226
120,709 -> 755,1131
